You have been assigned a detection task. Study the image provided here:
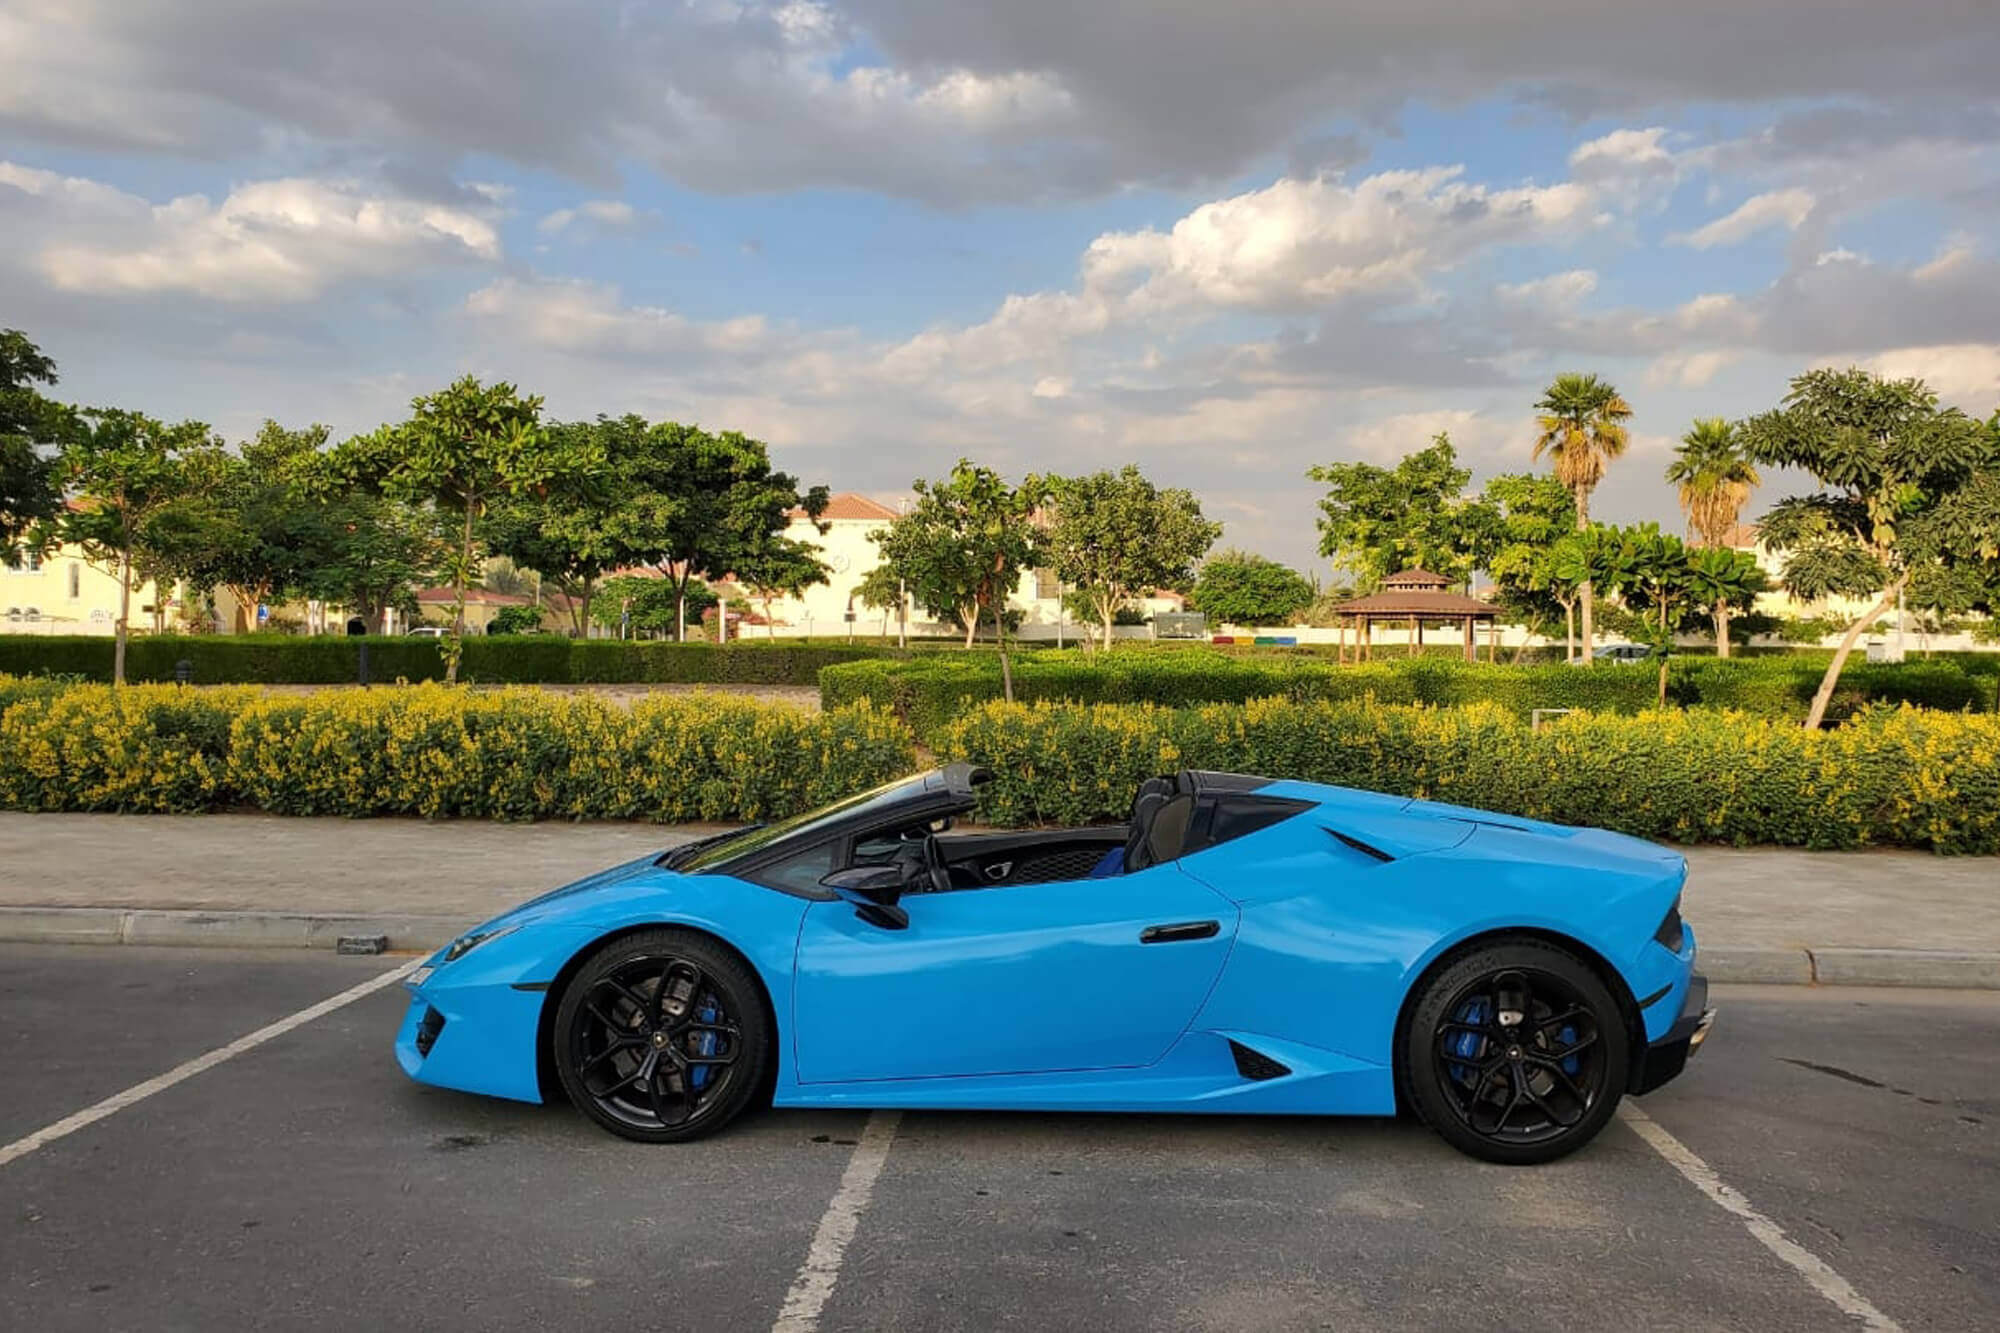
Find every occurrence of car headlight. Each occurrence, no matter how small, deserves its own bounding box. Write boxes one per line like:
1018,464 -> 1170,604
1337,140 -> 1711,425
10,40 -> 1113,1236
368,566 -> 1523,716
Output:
442,925 -> 519,964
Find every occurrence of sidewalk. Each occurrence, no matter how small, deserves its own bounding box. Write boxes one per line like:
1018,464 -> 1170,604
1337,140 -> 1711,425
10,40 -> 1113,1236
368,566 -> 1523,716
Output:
2,813 -> 1995,987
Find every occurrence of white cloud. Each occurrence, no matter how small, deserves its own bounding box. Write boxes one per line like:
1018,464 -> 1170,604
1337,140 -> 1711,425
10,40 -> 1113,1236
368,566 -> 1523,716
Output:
1856,344 -> 2000,405
1671,188 -> 1816,248
1568,127 -> 1680,180
1083,169 -> 1602,315
1339,409 -> 1497,464
0,162 -> 499,302
1497,269 -> 1599,310
538,199 -> 646,234
1644,350 -> 1735,388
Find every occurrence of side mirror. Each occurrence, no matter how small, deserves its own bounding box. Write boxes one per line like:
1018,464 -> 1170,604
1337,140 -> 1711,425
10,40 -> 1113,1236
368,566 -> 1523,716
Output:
820,865 -> 911,930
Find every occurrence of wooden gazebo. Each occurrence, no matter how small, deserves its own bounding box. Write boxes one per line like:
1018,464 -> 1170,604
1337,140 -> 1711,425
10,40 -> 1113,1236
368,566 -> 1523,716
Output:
1330,569 -> 1498,662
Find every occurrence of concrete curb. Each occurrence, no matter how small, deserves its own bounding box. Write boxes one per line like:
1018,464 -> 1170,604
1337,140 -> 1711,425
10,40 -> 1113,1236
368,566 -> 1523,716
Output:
3,907 -> 1999,989
0,907 -> 469,954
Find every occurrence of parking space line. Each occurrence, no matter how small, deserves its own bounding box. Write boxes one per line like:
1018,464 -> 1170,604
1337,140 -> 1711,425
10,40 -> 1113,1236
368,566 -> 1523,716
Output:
771,1109 -> 902,1333
1618,1103 -> 1901,1331
0,958 -> 418,1171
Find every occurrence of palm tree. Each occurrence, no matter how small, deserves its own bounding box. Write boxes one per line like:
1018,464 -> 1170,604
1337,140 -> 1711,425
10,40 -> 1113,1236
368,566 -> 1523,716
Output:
1533,373 -> 1632,663
1665,418 -> 1761,656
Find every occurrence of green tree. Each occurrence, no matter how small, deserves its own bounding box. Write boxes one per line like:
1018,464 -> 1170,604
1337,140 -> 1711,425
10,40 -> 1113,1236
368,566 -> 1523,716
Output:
872,461 -> 1041,698
1664,417 -> 1761,657
1,330 -> 70,549
1681,545 -> 1770,658
486,415 -> 647,636
488,604 -> 545,635
609,422 -> 827,641
1036,466 -> 1220,649
591,574 -> 716,637
738,538 -> 831,640
58,409 -> 214,683
1532,372 -> 1633,663
334,377 -> 576,681
145,421 -> 329,632
1309,433 -> 1479,589
1189,550 -> 1316,627
1740,368 -> 2000,728
298,488 -> 442,634
855,563 -> 905,640
1474,472 -> 1579,661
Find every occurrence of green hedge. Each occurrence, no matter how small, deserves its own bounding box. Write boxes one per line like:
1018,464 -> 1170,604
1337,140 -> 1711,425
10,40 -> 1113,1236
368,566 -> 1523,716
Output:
0,680 -> 915,821
0,635 -> 903,686
936,698 -> 2000,854
822,650 -> 1990,738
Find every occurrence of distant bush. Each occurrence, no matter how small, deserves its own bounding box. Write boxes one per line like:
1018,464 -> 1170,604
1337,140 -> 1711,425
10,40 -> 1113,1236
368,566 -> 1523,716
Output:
0,634 -> 905,687
822,649 -> 1988,739
937,698 -> 2000,854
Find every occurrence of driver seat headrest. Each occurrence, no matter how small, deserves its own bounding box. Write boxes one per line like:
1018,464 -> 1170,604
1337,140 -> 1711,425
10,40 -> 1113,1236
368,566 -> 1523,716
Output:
1125,790 -> 1195,873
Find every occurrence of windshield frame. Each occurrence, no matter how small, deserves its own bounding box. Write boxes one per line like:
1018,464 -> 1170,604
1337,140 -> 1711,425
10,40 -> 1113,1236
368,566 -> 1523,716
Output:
664,766 -> 978,893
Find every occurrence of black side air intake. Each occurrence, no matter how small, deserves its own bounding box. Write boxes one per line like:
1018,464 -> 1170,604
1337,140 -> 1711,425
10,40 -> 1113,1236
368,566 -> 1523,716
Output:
1229,1040 -> 1292,1082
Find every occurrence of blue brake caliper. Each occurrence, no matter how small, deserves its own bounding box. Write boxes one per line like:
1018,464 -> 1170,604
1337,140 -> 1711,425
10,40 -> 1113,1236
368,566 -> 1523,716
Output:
690,999 -> 720,1091
1447,997 -> 1490,1086
1556,1023 -> 1580,1078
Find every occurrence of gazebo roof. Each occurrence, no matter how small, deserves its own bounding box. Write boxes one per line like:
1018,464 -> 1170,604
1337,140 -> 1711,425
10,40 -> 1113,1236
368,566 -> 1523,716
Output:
1380,568 -> 1450,589
1329,588 -> 1496,618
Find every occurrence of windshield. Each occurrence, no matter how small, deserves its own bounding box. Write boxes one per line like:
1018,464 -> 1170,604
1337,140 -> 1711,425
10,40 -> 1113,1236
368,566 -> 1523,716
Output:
669,772 -> 935,874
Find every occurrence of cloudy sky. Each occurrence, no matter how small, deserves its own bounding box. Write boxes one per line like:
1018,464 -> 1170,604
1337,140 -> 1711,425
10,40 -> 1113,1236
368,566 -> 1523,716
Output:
3,0 -> 1997,570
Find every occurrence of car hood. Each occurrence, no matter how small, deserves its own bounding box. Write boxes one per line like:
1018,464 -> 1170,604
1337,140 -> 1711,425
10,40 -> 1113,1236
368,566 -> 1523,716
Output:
462,850 -> 674,936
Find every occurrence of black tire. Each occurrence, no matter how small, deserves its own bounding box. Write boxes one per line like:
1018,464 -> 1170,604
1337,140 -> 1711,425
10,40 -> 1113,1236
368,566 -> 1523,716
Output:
1402,939 -> 1629,1165
554,929 -> 770,1143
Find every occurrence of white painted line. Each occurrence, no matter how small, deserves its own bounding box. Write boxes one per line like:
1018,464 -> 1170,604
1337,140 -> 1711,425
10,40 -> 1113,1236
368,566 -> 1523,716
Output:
771,1110 -> 902,1333
0,958 -> 419,1171
1618,1103 -> 1901,1331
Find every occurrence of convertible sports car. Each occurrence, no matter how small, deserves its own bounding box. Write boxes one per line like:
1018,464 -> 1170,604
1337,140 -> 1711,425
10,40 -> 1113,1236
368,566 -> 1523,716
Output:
396,765 -> 1712,1164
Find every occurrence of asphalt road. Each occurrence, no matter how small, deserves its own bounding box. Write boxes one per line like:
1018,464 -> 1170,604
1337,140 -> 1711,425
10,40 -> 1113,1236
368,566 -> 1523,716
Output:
1,946 -> 1994,1332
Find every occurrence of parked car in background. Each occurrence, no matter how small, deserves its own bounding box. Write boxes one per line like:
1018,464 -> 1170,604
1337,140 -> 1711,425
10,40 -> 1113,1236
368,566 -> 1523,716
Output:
1568,643 -> 1652,666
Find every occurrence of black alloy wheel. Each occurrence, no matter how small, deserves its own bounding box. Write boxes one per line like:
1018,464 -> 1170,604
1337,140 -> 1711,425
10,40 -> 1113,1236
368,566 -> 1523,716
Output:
555,929 -> 770,1143
1403,939 -> 1629,1164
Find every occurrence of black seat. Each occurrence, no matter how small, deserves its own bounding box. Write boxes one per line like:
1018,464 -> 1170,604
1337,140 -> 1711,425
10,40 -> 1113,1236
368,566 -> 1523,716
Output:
1126,790 -> 1195,873
1124,792 -> 1166,872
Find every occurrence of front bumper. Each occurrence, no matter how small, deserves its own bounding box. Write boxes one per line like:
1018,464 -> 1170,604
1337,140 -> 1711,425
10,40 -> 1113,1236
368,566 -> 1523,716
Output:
1631,972 -> 1714,1095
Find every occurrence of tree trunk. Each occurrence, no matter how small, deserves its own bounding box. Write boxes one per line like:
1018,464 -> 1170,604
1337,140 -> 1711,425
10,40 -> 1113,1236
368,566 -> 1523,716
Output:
992,598 -> 1014,703
447,499 -> 474,684
113,548 -> 131,686
1804,577 -> 1907,730
1563,600 -> 1575,662
1714,599 -> 1730,659
963,606 -> 978,649
1657,600 -> 1669,707
1575,485 -> 1594,664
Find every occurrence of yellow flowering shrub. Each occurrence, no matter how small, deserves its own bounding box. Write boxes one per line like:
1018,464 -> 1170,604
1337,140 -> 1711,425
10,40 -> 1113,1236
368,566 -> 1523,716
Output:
223,685 -> 916,822
0,683 -> 258,813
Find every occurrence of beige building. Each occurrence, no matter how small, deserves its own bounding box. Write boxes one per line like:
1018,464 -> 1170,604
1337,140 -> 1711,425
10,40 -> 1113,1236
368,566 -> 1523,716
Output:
1,540 -> 172,636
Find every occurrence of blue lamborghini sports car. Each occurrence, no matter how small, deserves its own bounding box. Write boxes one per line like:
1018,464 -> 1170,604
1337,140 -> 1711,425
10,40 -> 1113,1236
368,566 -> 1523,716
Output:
397,764 -> 1713,1163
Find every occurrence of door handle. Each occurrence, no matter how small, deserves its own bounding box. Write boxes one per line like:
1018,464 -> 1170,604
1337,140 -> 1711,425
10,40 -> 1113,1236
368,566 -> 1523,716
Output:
1139,920 -> 1220,944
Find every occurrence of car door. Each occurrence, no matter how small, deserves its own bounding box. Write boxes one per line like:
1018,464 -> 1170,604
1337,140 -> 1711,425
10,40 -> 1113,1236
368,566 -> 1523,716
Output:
791,860 -> 1238,1083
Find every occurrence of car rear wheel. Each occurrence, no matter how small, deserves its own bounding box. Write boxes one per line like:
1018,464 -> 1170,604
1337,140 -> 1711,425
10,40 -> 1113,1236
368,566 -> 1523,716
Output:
554,929 -> 770,1143
1403,940 -> 1629,1165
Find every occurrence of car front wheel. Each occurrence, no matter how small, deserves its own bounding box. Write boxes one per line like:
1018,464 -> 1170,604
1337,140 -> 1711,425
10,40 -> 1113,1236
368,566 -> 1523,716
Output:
1403,940 -> 1630,1165
554,929 -> 770,1143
